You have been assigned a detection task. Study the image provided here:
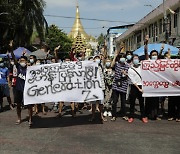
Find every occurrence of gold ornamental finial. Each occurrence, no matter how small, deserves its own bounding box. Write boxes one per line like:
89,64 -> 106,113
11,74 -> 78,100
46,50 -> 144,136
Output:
69,2 -> 89,40
76,0 -> 78,7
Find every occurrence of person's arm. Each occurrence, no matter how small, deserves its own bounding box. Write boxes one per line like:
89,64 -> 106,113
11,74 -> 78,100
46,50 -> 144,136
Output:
8,40 -> 18,64
144,35 -> 149,60
45,50 -> 50,60
134,83 -> 143,93
54,45 -> 61,63
111,47 -> 123,68
158,44 -> 164,59
168,48 -> 171,57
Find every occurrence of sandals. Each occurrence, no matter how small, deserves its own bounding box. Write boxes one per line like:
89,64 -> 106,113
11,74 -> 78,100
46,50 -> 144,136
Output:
29,121 -> 33,128
15,120 -> 21,125
101,116 -> 107,122
111,117 -> 116,121
176,119 -> 180,122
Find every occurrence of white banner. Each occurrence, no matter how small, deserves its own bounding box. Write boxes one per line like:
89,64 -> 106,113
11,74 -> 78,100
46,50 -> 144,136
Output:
141,59 -> 180,97
24,61 -> 104,105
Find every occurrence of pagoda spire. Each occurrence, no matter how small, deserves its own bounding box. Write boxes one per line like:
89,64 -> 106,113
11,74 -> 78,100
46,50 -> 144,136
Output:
69,2 -> 89,40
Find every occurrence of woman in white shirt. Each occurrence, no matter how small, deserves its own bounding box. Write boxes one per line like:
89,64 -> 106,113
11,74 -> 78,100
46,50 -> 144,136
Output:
128,55 -> 148,123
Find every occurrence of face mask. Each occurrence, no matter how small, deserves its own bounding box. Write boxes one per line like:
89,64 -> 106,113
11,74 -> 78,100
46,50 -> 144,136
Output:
36,63 -> 41,65
126,55 -> 132,60
0,63 -> 4,67
120,58 -> 126,63
30,59 -> 34,63
20,62 -> 26,67
106,62 -> 111,68
96,59 -> 101,64
133,59 -> 139,65
151,56 -> 158,60
11,62 -> 14,65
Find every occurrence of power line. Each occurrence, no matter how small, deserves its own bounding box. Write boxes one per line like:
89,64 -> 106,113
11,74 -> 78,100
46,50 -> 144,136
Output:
44,14 -> 136,24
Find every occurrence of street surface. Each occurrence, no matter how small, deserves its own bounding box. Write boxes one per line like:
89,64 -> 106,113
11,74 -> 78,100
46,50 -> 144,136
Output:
0,99 -> 180,154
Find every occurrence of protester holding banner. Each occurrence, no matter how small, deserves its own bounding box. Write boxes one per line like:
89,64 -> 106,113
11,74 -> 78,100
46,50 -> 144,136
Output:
89,55 -> 107,122
53,46 -> 76,118
144,36 -> 161,120
9,41 -> 33,127
110,48 -> 129,121
127,55 -> 148,123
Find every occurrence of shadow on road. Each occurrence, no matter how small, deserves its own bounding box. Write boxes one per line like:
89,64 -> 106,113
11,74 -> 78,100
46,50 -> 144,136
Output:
31,113 -> 103,129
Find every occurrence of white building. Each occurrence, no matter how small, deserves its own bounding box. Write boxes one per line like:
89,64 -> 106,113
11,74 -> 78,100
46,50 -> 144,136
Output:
116,0 -> 180,52
106,25 -> 133,57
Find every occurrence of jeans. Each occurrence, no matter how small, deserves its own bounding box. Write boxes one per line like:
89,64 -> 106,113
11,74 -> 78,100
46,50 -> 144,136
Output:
112,90 -> 126,117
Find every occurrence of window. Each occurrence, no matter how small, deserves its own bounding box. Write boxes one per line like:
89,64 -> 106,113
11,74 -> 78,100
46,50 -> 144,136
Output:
149,25 -> 152,38
159,19 -> 163,34
174,9 -> 178,28
154,22 -> 158,41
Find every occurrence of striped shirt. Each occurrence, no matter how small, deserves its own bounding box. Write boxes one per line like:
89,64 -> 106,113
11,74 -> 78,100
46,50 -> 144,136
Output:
112,62 -> 129,93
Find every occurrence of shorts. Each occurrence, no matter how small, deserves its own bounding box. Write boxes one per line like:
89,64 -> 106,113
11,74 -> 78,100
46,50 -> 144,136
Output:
14,89 -> 23,105
0,84 -> 10,97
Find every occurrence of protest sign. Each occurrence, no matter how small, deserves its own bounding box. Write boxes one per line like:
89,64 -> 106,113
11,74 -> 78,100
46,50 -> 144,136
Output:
24,61 -> 104,105
141,59 -> 180,97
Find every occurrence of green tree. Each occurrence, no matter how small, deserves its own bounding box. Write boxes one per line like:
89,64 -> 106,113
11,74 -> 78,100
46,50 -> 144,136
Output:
0,0 -> 47,52
97,33 -> 105,46
45,24 -> 73,60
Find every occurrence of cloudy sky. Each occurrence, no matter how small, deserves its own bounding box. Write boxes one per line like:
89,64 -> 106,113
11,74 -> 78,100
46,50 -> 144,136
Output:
44,0 -> 163,37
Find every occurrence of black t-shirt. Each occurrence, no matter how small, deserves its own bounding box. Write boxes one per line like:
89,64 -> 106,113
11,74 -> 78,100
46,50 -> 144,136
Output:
15,64 -> 27,92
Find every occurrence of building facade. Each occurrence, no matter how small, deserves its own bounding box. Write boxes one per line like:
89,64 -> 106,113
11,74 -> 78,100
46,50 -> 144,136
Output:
106,25 -> 133,57
116,0 -> 180,52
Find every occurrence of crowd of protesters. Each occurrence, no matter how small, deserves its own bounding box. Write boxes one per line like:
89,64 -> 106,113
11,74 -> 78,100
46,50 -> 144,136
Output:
0,37 -> 180,128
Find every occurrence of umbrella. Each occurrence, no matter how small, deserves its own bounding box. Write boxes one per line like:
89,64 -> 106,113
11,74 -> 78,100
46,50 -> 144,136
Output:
0,54 -> 8,58
27,49 -> 48,59
8,47 -> 31,59
134,43 -> 179,56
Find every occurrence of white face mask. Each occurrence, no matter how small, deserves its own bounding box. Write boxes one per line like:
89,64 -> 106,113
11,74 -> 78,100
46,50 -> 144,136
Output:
151,56 -> 158,60
30,59 -> 34,63
126,55 -> 132,60
36,63 -> 41,65
20,62 -> 26,67
0,63 -> 4,67
96,59 -> 101,64
106,62 -> 111,67
120,58 -> 126,63
11,62 -> 15,65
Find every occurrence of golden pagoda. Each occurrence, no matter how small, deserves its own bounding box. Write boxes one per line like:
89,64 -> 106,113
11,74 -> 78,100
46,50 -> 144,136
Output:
69,3 -> 89,40
69,2 -> 91,53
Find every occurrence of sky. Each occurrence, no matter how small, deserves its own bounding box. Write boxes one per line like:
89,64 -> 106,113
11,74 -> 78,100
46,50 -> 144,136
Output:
44,0 -> 163,37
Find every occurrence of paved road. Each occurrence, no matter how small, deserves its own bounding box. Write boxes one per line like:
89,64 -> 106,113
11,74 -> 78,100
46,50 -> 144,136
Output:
0,100 -> 180,154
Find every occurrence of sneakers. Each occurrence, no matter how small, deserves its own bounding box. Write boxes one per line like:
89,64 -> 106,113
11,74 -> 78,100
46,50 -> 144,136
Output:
142,117 -> 148,123
108,111 -> 112,117
128,118 -> 134,123
111,117 -> 116,121
122,116 -> 129,121
103,111 -> 108,117
168,117 -> 174,121
176,119 -> 180,122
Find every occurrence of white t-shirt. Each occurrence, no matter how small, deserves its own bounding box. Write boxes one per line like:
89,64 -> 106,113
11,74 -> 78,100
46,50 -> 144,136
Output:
128,66 -> 142,86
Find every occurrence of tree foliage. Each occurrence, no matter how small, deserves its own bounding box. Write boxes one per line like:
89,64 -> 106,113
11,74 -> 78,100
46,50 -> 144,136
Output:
45,25 -> 73,60
0,0 -> 47,52
97,33 -> 105,46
